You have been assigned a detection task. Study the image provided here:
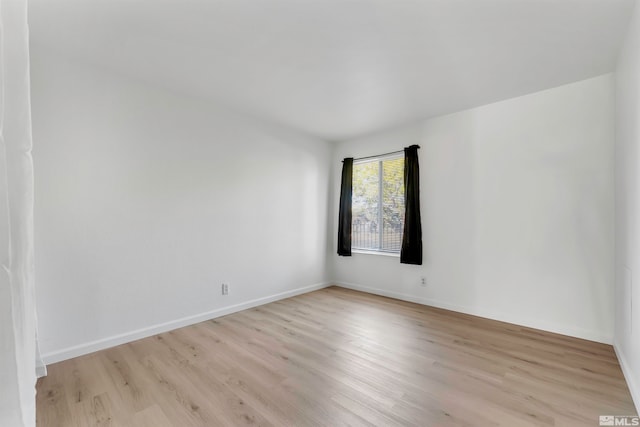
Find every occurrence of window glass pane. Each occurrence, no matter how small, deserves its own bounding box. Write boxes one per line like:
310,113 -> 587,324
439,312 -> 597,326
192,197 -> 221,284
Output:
351,156 -> 404,253
352,161 -> 380,250
381,157 -> 404,251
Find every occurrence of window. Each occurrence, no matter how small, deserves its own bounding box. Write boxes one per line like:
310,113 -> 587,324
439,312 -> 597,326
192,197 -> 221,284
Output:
351,155 -> 405,253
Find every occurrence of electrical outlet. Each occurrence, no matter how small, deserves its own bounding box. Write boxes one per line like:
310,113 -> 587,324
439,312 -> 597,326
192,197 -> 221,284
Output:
420,277 -> 427,287
221,283 -> 229,295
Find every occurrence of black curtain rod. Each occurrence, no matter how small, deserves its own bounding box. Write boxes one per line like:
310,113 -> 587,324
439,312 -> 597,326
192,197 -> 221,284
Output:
343,145 -> 420,162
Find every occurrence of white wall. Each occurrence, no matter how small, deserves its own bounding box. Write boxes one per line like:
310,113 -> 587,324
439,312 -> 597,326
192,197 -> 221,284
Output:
30,48 -> 333,363
614,0 -> 640,410
332,74 -> 615,344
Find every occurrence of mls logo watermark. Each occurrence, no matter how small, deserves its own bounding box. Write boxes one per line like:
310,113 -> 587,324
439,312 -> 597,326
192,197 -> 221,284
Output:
600,415 -> 640,426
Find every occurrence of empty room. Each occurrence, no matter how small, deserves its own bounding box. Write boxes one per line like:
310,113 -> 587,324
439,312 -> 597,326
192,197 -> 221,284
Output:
2,0 -> 640,425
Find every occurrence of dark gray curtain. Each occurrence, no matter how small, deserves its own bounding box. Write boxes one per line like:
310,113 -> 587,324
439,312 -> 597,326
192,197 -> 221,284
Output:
337,158 -> 353,256
401,145 -> 422,265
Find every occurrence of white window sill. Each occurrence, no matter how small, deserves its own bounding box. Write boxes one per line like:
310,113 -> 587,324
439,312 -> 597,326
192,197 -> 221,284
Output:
352,249 -> 400,258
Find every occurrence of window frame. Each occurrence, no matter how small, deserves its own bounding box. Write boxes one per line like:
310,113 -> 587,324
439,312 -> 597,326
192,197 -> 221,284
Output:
351,153 -> 404,256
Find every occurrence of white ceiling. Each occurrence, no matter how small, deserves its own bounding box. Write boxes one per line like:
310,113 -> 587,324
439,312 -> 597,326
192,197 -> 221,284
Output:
29,0 -> 635,141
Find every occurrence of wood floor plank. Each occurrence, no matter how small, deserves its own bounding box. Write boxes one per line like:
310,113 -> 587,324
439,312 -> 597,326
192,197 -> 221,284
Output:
37,286 -> 637,426
130,405 -> 173,427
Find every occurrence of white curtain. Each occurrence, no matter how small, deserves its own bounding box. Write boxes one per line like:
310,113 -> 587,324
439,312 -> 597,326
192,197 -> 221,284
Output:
0,0 -> 45,426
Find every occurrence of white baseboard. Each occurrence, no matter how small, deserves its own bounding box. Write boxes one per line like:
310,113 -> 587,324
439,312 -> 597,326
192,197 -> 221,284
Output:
36,361 -> 47,378
42,281 -> 332,365
334,281 -> 613,344
614,342 -> 640,413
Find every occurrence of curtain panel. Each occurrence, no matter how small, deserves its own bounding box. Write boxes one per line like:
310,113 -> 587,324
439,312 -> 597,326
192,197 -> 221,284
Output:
0,1 -> 45,426
400,145 -> 422,265
337,158 -> 353,256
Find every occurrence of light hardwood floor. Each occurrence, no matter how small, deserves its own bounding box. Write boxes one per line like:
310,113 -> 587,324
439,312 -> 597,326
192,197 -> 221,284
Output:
36,286 -> 637,426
